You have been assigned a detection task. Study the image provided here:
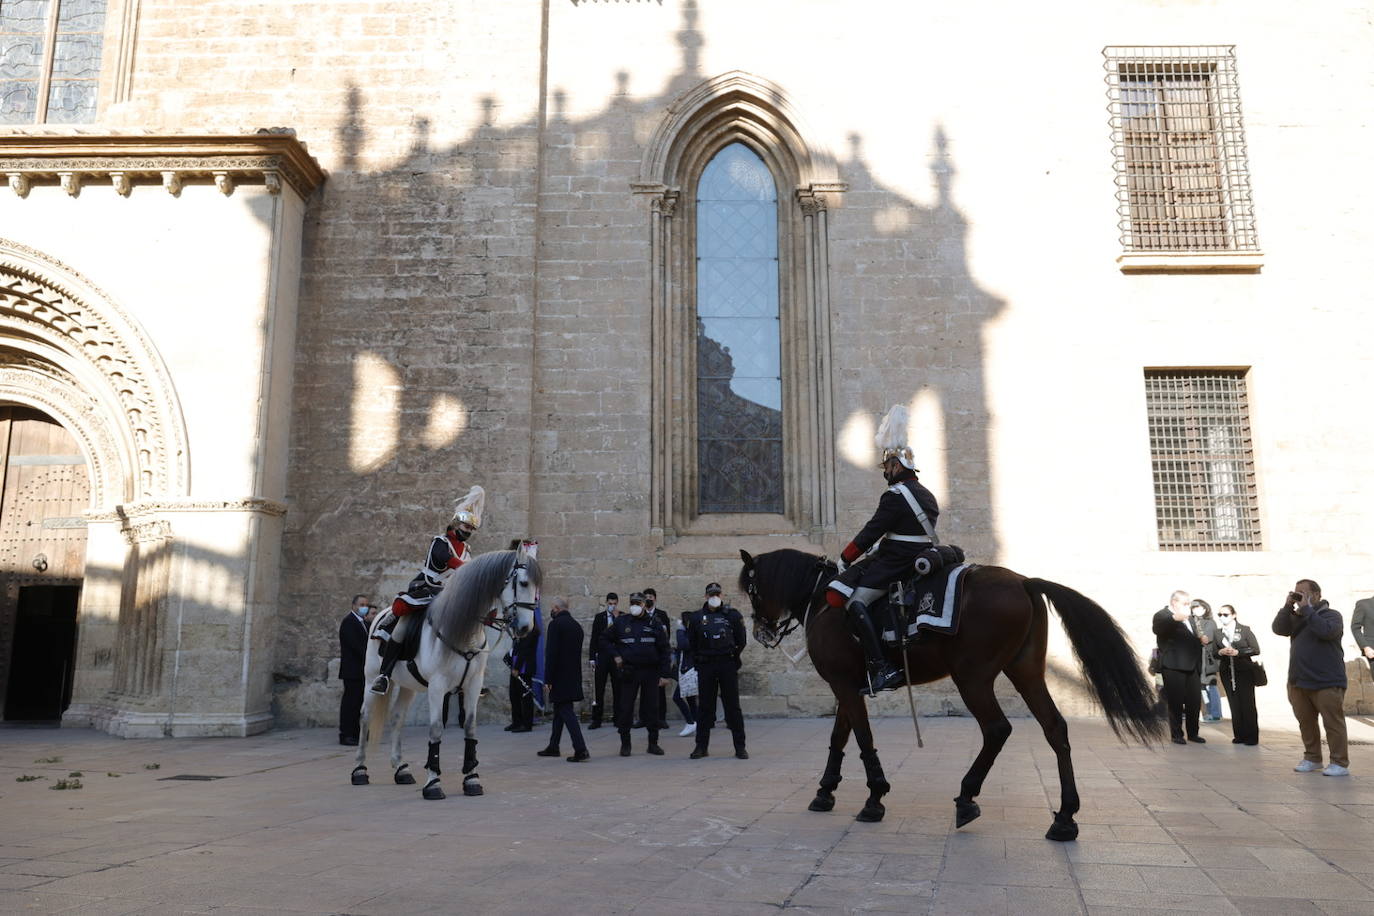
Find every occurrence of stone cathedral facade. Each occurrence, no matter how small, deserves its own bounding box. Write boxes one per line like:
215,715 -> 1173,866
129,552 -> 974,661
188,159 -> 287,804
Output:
0,0 -> 1370,736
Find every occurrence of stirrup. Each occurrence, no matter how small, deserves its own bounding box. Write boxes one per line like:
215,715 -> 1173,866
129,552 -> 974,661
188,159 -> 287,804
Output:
370,675 -> 390,694
860,665 -> 905,697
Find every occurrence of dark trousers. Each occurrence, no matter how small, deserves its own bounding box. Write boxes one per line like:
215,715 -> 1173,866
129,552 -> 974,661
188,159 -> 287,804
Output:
1161,667 -> 1201,739
339,678 -> 363,740
641,686 -> 668,727
616,666 -> 660,742
672,682 -> 698,724
549,700 -> 586,754
1222,672 -> 1259,744
509,674 -> 534,728
591,658 -> 620,724
696,657 -> 745,750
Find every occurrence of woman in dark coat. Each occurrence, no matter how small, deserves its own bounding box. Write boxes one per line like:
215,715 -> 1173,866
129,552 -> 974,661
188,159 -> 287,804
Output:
538,596 -> 589,761
1215,604 -> 1263,745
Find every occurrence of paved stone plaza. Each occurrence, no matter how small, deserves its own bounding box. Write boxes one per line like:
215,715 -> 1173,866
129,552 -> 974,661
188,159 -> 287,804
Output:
2,716 -> 1374,915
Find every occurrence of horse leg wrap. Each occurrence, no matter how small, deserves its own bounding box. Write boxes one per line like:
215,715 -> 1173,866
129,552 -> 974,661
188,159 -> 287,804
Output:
462,738 -> 479,775
818,746 -> 845,792
425,741 -> 441,777
860,748 -> 890,796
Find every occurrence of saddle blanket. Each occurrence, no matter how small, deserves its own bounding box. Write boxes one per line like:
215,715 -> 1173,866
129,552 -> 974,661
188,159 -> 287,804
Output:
885,562 -> 975,641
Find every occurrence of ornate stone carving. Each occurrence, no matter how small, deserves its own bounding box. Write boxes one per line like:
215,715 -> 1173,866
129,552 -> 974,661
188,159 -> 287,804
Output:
652,189 -> 680,218
213,171 -> 234,196
797,190 -> 828,215
8,173 -> 30,198
110,172 -> 131,197
161,171 -> 182,196
58,172 -> 81,197
263,173 -> 282,195
122,518 -> 172,546
0,239 -> 190,502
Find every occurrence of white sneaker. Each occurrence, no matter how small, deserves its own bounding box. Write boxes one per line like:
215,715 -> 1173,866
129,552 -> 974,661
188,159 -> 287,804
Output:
1322,764 -> 1350,777
679,723 -> 697,737
1294,759 -> 1321,773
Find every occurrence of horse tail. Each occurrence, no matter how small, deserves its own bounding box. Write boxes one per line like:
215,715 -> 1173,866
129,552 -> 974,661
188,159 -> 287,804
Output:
1025,578 -> 1164,746
365,685 -> 395,754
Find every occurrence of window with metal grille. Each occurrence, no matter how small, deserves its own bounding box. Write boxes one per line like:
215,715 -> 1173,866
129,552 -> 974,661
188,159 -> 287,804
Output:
1,0 -> 107,125
1145,369 -> 1260,550
1105,47 -> 1258,253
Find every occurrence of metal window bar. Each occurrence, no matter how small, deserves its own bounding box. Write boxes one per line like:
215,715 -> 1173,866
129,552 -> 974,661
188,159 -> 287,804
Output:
0,0 -> 105,125
1105,46 -> 1259,252
1144,369 -> 1261,550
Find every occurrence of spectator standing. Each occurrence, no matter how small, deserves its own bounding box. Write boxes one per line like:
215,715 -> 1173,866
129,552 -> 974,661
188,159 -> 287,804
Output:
587,593 -> 620,729
338,594 -> 371,746
1153,590 -> 1209,744
1350,594 -> 1374,675
601,592 -> 671,756
688,582 -> 749,760
1215,604 -> 1263,745
537,597 -> 589,762
672,612 -> 699,737
506,620 -> 541,733
645,588 -> 671,730
1273,579 -> 1349,776
1192,599 -> 1223,722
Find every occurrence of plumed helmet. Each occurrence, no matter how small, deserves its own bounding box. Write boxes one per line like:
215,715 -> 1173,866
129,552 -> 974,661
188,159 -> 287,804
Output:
874,404 -> 918,471
450,485 -> 486,530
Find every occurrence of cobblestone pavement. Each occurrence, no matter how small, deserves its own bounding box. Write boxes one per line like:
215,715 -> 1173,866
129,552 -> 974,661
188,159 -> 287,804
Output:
2,716 -> 1374,915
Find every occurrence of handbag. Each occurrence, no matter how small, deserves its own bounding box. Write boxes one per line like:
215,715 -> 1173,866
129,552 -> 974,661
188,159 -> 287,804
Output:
1250,657 -> 1268,688
678,664 -> 699,698
1147,648 -> 1160,675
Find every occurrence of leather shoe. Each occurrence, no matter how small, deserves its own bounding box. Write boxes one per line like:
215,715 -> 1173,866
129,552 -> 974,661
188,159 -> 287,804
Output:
1187,735 -> 1206,743
735,748 -> 749,760
619,744 -> 631,757
503,723 -> 516,731
646,744 -> 664,755
536,746 -> 560,757
566,750 -> 589,762
690,747 -> 708,759
339,736 -> 359,747
587,721 -> 602,730
511,725 -> 533,733
1171,736 -> 1186,745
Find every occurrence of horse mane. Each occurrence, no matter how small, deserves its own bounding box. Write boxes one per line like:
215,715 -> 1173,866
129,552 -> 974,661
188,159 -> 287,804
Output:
739,548 -> 834,612
427,549 -> 543,649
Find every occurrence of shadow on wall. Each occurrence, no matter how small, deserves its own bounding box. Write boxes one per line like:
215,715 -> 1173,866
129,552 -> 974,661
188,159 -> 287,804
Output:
277,0 -> 1030,726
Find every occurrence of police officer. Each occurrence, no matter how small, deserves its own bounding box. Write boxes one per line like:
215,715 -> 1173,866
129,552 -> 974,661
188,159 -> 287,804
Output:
600,591 -> 671,756
643,588 -> 671,730
688,582 -> 748,760
824,404 -> 938,695
587,593 -> 621,729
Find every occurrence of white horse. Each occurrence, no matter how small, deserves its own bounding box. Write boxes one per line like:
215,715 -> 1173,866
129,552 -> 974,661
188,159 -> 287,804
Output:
351,544 -> 540,799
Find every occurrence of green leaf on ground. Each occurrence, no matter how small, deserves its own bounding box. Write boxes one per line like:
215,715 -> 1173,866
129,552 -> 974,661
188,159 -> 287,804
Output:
68,771 -> 83,777
16,774 -> 44,782
144,763 -> 160,770
33,756 -> 61,764
50,778 -> 82,790
106,772 -> 121,777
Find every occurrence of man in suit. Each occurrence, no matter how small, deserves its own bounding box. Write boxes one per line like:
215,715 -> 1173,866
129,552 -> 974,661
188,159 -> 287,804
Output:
644,588 -> 671,730
338,594 -> 371,746
1351,595 -> 1374,674
1152,589 -> 1211,745
537,596 -> 589,762
587,593 -> 620,728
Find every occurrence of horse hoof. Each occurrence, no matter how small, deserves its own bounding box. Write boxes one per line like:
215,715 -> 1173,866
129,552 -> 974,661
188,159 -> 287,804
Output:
1046,817 -> 1079,842
422,784 -> 446,800
855,802 -> 885,823
394,768 -> 416,786
350,769 -> 369,786
463,782 -> 484,797
954,799 -> 982,828
808,795 -> 835,813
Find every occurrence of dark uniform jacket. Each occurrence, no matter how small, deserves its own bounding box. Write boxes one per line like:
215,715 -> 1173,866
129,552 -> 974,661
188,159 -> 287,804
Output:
688,604 -> 747,663
1152,609 -> 1205,673
543,611 -> 585,704
600,613 -> 671,677
840,473 -> 939,589
1273,600 -> 1346,690
339,612 -> 368,680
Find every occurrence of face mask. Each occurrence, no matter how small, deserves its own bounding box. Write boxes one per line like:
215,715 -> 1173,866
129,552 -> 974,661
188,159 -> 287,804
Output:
452,527 -> 471,542
606,604 -> 617,613
645,599 -> 655,608
707,596 -> 722,609
629,605 -> 644,617
355,606 -> 369,617
1191,606 -> 1204,617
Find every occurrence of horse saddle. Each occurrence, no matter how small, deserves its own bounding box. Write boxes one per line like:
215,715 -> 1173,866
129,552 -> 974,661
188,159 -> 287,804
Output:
876,545 -> 973,645
393,608 -> 428,663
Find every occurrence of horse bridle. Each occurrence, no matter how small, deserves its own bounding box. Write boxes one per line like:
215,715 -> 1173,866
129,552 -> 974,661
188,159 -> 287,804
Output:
483,561 -> 538,637
748,561 -> 830,649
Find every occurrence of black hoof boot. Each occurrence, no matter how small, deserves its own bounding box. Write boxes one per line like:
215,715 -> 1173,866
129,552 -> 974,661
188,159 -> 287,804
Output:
462,776 -> 483,797
350,766 -> 369,786
1045,811 -> 1079,842
394,765 -> 415,785
422,781 -> 446,800
809,792 -> 835,812
856,800 -> 886,822
954,797 -> 982,828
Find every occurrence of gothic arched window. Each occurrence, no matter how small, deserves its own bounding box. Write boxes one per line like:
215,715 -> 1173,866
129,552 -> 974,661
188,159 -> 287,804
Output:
695,143 -> 782,513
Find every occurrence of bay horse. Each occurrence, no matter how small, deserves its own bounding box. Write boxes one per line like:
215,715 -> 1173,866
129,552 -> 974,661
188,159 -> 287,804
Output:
739,549 -> 1161,841
352,545 -> 540,799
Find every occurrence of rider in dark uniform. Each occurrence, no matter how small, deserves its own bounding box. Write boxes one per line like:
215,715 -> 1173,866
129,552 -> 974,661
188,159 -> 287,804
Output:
370,486 -> 484,694
600,591 -> 671,757
825,406 -> 939,695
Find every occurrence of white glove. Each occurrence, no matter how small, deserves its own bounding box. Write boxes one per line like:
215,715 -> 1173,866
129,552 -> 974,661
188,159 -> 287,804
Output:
835,558 -> 847,574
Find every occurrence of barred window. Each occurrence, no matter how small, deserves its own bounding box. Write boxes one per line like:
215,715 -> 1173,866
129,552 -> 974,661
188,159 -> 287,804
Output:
0,0 -> 107,125
1145,370 -> 1260,550
1105,47 -> 1258,253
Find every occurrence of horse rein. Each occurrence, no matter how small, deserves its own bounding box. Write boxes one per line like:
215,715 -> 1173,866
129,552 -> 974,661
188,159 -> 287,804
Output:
749,562 -> 831,650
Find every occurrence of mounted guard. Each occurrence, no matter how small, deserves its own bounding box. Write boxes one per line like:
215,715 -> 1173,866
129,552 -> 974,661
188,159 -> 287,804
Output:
371,485 -> 485,695
825,405 -> 940,695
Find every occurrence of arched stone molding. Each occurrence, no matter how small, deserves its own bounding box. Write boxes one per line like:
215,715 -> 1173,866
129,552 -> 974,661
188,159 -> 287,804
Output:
0,238 -> 190,505
633,72 -> 844,542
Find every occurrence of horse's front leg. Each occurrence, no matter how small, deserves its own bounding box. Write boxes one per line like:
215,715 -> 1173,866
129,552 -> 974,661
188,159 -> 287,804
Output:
841,690 -> 889,822
388,687 -> 416,775
421,680 -> 448,800
459,663 -> 484,796
809,704 -> 851,813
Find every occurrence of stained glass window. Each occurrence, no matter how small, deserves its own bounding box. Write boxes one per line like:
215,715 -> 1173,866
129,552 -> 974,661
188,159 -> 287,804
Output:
0,0 -> 106,125
696,142 -> 783,514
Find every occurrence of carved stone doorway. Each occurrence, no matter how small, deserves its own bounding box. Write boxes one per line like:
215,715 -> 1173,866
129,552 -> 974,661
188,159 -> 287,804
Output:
0,406 -> 90,722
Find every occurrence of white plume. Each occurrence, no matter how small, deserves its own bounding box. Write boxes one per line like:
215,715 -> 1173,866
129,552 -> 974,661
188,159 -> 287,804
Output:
874,404 -> 909,452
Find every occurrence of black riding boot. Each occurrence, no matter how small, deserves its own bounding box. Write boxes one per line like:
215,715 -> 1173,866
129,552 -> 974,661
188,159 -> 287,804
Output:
370,617 -> 403,694
848,602 -> 904,696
